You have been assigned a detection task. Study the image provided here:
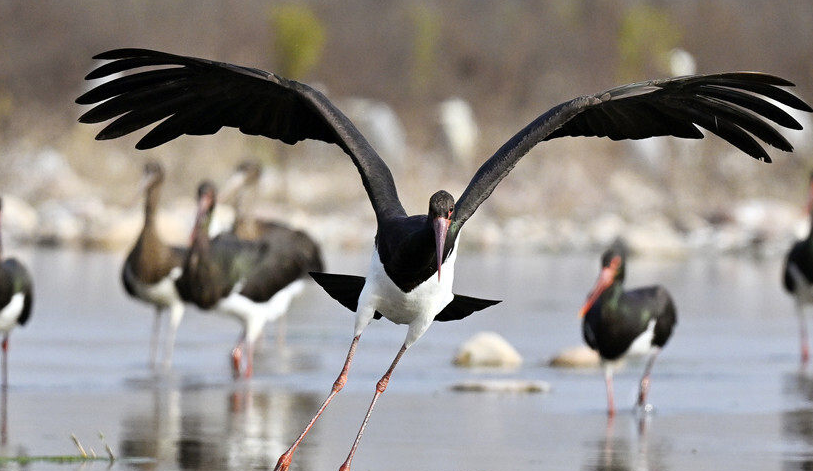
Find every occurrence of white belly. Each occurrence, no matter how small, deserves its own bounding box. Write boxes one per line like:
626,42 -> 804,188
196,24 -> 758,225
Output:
625,319 -> 657,357
135,267 -> 182,308
0,293 -> 24,332
215,279 -> 304,336
357,239 -> 459,336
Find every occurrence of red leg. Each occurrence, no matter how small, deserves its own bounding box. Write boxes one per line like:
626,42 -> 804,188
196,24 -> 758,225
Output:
232,343 -> 244,378
245,340 -> 254,379
637,350 -> 659,408
800,310 -> 810,366
149,307 -> 162,369
338,343 -> 407,471
274,335 -> 360,471
2,334 -> 8,446
232,330 -> 246,379
604,366 -> 615,417
3,334 -> 8,390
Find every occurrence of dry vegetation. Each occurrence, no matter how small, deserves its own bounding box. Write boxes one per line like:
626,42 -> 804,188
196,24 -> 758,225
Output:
0,0 -> 811,251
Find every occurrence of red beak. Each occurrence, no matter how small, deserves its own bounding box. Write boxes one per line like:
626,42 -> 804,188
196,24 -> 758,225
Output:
578,256 -> 621,318
433,217 -> 451,281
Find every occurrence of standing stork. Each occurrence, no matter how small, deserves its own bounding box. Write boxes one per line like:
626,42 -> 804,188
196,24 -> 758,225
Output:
0,197 -> 33,444
784,172 -> 813,365
76,48 -> 811,470
121,162 -> 185,370
578,240 -> 676,416
175,182 -> 322,378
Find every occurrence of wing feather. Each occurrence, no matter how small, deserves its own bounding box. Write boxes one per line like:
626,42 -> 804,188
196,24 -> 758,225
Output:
452,72 -> 811,227
77,48 -> 406,221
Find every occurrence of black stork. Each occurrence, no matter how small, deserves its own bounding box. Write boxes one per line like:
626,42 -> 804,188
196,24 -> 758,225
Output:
75,48 -> 811,471
578,240 -> 676,416
175,181 -> 323,378
0,197 -> 33,380
121,161 -> 186,370
0,196 -> 33,445
219,160 -> 310,242
783,172 -> 813,365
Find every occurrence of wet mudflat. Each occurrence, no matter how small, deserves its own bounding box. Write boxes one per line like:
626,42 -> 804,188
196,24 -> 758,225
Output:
2,247 -> 813,470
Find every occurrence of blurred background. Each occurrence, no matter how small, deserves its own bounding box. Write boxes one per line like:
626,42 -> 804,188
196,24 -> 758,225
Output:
0,0 -> 811,255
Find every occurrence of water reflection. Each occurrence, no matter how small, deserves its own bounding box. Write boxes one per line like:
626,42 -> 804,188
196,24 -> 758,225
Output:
119,379 -> 320,470
582,416 -> 666,471
119,382 -> 180,469
782,373 -> 813,470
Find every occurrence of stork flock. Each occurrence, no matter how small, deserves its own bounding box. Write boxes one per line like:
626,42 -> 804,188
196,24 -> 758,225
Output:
1,45 -> 810,469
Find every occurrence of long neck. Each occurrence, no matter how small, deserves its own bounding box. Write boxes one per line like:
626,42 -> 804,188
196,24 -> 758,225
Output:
190,213 -> 212,259
232,187 -> 258,237
143,184 -> 160,230
234,185 -> 252,223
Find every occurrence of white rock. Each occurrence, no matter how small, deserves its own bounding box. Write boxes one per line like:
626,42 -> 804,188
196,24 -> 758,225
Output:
669,48 -> 696,76
588,213 -> 626,248
548,345 -> 600,368
731,199 -> 799,238
438,97 -> 479,165
453,332 -> 522,369
36,200 -> 83,245
341,98 -> 406,166
100,209 -> 142,250
625,215 -> 687,257
10,148 -> 95,201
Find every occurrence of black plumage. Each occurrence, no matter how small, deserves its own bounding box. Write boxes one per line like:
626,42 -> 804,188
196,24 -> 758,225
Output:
579,241 -> 676,416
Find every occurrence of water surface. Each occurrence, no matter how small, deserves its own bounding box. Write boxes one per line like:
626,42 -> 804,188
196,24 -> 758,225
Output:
2,247 -> 811,470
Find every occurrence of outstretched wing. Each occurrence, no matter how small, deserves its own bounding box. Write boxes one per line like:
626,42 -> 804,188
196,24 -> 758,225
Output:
76,48 -> 406,221
453,72 -> 812,227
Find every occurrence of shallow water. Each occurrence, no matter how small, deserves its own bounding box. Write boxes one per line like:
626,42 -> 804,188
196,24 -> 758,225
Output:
2,247 -> 813,470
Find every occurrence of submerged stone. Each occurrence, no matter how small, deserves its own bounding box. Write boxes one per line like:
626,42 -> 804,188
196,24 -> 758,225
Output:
451,379 -> 550,393
548,345 -> 600,368
453,331 -> 522,368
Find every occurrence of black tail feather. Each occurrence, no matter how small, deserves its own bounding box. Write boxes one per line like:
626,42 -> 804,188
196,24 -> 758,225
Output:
309,272 -> 365,313
309,272 -> 500,322
434,294 -> 501,322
